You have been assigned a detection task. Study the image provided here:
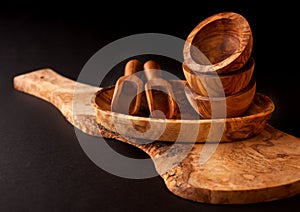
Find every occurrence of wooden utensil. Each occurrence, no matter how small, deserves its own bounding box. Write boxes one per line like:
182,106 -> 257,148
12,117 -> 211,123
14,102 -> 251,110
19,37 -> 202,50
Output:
183,57 -> 255,97
14,69 -> 300,204
183,12 -> 253,74
185,78 -> 257,119
143,60 -> 178,119
111,59 -> 143,115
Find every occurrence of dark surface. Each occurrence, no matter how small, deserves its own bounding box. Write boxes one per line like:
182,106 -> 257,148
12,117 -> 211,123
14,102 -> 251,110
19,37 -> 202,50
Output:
1,1 -> 300,211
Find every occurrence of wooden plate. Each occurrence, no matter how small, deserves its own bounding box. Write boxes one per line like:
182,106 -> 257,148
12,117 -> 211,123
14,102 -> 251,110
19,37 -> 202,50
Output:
92,80 -> 274,143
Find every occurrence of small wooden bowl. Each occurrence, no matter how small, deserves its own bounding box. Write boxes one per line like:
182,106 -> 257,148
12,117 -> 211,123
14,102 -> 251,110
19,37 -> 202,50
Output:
183,57 -> 255,97
185,78 -> 256,118
183,12 -> 253,74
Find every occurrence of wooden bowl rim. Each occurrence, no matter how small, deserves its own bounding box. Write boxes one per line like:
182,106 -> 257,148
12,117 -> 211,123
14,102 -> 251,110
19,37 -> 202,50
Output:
183,57 -> 255,78
183,12 -> 252,73
185,78 -> 256,101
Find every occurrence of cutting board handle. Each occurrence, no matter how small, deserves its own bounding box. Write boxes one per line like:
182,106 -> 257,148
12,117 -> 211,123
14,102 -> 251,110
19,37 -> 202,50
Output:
13,68 -> 76,107
13,68 -> 101,136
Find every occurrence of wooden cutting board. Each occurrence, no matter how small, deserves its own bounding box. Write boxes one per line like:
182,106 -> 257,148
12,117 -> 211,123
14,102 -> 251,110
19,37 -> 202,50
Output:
13,68 -> 300,204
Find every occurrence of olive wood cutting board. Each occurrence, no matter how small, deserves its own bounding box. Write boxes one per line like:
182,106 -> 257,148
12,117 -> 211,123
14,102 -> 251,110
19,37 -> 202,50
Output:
13,68 -> 300,204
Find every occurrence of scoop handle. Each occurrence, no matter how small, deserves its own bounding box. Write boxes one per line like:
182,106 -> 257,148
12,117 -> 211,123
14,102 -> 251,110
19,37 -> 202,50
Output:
143,60 -> 162,81
124,59 -> 142,77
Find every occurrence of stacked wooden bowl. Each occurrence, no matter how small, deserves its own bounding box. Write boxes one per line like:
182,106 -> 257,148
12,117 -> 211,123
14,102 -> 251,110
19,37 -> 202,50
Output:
183,12 -> 256,118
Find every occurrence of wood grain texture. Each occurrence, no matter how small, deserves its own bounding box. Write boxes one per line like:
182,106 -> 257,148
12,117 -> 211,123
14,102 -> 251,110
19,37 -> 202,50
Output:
183,12 -> 253,74
13,69 -> 300,204
185,78 -> 257,119
183,57 -> 255,97
157,125 -> 300,204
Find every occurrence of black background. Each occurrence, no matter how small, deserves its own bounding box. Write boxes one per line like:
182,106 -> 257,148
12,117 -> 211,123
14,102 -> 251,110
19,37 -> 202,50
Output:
1,1 -> 300,211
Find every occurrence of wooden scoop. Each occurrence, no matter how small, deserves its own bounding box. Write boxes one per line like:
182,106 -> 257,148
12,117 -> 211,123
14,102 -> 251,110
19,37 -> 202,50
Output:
143,60 -> 178,119
111,59 -> 143,115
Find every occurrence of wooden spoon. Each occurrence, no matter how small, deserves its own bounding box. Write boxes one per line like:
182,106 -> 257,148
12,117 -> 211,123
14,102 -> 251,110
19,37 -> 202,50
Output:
111,59 -> 143,115
143,60 -> 178,119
